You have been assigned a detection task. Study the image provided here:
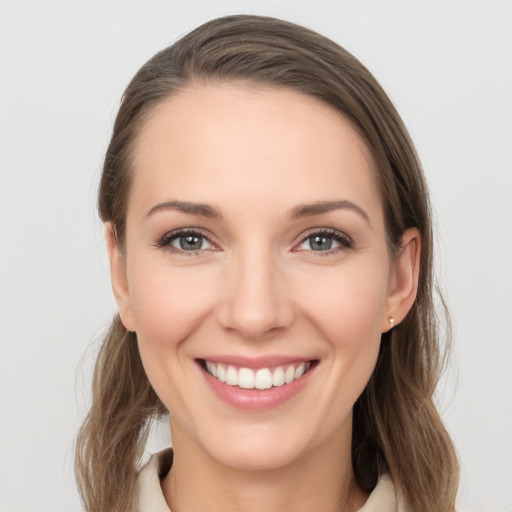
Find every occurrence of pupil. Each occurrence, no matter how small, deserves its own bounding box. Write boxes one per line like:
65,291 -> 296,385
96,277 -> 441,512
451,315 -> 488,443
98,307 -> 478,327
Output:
311,235 -> 332,251
180,235 -> 202,250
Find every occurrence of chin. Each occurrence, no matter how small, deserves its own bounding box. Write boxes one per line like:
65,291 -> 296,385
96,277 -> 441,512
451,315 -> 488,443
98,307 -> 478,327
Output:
209,438 -> 306,472
190,418 -> 322,473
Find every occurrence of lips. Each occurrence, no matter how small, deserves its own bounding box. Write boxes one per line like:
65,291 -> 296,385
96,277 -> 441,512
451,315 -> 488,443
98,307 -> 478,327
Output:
197,357 -> 317,410
204,360 -> 312,390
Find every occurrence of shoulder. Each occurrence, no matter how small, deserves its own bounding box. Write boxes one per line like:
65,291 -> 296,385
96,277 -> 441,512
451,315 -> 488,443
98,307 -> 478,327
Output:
135,448 -> 173,512
358,474 -> 402,512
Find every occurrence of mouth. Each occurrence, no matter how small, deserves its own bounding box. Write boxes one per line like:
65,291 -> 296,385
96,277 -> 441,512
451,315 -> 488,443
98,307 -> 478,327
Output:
199,359 -> 318,390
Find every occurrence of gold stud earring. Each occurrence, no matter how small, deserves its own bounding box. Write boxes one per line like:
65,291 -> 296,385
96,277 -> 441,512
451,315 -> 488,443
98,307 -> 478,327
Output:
388,317 -> 395,328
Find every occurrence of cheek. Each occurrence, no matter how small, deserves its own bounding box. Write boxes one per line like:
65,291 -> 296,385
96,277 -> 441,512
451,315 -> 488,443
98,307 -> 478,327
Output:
125,259 -> 219,404
297,263 -> 389,342
126,261 -> 220,415
295,263 -> 388,392
128,260 -> 215,343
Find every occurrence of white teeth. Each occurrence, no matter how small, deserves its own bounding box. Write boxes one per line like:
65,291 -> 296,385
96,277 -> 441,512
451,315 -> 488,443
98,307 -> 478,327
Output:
255,368 -> 272,390
284,365 -> 295,384
205,360 -> 312,389
217,365 -> 226,383
226,366 -> 238,386
294,362 -> 306,379
238,367 -> 254,389
272,366 -> 285,387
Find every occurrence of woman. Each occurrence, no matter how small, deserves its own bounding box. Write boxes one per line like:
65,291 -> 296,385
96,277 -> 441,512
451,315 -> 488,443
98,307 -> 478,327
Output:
75,14 -> 458,512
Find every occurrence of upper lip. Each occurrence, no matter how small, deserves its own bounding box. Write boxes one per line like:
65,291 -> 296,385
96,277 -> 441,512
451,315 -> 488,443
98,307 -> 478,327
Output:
198,355 -> 315,370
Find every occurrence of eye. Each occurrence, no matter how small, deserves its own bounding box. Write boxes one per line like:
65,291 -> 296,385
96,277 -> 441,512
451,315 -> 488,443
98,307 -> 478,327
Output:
172,234 -> 212,251
156,229 -> 215,254
297,229 -> 353,253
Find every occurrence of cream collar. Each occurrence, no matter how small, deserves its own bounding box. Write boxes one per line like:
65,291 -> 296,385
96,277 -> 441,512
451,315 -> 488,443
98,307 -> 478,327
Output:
135,449 -> 400,512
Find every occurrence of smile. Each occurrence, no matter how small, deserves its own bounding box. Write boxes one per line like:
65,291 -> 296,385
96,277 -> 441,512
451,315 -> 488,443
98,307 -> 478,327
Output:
203,360 -> 313,390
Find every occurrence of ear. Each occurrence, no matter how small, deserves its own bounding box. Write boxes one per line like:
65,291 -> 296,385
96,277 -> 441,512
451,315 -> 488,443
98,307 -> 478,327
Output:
104,222 -> 136,332
382,227 -> 421,332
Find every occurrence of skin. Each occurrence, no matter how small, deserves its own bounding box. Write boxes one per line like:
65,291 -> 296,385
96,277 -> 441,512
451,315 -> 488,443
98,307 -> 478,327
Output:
107,83 -> 420,512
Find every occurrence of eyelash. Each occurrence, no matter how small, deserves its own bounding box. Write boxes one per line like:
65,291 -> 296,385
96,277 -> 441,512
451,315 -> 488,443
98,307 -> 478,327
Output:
155,228 -> 217,255
295,228 -> 353,255
155,228 -> 353,255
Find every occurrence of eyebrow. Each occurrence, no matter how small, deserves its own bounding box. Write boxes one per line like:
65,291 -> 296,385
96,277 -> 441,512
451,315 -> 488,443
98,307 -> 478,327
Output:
289,200 -> 371,226
146,201 -> 223,219
146,199 -> 371,226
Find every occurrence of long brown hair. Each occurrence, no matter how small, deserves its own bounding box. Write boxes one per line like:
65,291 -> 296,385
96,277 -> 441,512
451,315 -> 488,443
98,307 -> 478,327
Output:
76,14 -> 458,512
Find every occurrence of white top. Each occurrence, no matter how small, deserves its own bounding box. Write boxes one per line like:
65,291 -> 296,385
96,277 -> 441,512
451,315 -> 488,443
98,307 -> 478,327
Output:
135,449 -> 402,511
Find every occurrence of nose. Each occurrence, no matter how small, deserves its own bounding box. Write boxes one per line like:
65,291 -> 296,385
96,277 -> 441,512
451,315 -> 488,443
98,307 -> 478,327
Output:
216,247 -> 295,340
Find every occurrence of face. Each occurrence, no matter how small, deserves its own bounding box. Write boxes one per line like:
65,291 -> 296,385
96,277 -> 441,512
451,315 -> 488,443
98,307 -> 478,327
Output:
108,83 -> 419,471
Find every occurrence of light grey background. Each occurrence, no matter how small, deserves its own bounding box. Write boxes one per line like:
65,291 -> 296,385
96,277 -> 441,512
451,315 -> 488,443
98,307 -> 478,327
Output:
1,1 -> 511,511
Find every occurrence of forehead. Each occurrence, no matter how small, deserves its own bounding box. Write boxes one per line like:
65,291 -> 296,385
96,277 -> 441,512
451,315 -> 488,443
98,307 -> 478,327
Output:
129,83 -> 381,219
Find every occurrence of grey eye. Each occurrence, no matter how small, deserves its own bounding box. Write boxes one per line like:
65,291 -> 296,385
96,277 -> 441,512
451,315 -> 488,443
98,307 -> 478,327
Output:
309,235 -> 333,251
171,234 -> 212,251
301,234 -> 340,251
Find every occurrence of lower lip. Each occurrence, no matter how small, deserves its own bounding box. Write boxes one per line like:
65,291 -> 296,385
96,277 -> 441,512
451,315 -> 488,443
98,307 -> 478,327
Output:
200,363 -> 316,411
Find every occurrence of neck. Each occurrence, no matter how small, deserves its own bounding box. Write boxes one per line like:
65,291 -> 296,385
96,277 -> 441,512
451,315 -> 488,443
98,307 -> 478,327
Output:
161,422 -> 367,512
